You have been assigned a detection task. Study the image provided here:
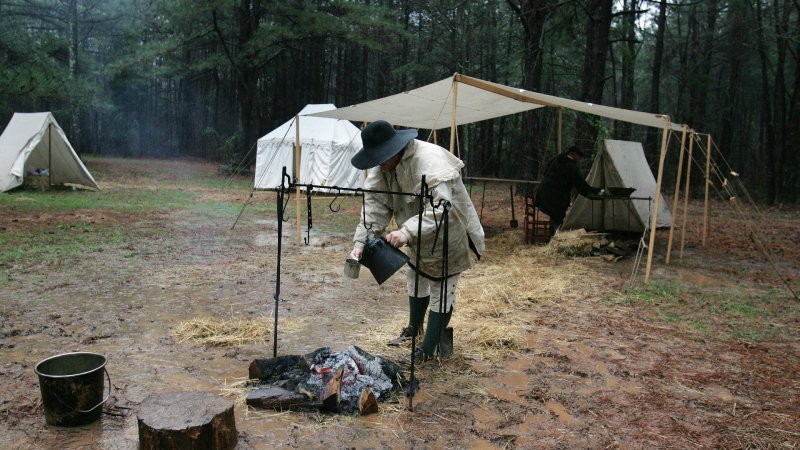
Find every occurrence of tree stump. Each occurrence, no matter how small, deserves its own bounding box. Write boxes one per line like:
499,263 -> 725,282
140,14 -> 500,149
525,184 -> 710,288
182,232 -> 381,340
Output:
137,391 -> 237,450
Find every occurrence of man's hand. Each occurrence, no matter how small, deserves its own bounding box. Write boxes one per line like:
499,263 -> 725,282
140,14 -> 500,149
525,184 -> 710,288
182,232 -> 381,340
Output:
384,230 -> 408,248
349,247 -> 363,260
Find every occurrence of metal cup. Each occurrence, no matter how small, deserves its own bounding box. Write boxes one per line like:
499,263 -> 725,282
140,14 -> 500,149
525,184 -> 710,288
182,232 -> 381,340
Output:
343,258 -> 361,279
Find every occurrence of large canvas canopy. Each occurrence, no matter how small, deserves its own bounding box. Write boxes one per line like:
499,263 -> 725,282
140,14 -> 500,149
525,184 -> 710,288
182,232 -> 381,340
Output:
0,112 -> 99,192
561,140 -> 672,232
255,104 -> 364,190
310,73 -> 683,132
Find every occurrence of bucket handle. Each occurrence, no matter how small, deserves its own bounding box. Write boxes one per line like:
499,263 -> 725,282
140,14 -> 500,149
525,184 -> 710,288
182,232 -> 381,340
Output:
53,368 -> 112,414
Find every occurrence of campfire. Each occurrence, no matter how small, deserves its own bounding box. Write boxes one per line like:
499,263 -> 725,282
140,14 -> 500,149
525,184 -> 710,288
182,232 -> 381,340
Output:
247,346 -> 404,415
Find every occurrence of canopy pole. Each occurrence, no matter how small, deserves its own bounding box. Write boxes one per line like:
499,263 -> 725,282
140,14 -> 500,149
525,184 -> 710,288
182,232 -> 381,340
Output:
449,77 -> 458,154
295,115 -> 302,244
665,125 -> 688,264
679,131 -> 695,258
557,107 -> 563,154
645,119 -> 671,284
702,134 -> 712,246
48,122 -> 53,187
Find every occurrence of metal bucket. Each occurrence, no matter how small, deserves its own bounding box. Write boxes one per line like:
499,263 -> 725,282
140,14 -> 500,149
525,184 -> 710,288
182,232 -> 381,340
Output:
34,352 -> 111,426
360,236 -> 410,285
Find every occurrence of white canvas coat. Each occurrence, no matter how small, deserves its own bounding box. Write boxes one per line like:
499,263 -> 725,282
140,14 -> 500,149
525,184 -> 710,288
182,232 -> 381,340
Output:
353,140 -> 485,279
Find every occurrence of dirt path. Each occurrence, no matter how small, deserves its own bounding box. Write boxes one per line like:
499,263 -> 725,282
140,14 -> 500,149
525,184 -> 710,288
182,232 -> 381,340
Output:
1,158 -> 798,449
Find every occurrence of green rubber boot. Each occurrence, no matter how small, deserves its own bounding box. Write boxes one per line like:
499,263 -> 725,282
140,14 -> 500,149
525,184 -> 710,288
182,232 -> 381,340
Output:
420,310 -> 452,358
388,296 -> 429,346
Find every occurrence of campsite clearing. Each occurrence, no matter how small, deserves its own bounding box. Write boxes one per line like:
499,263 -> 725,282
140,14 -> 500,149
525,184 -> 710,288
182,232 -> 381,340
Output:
0,158 -> 798,449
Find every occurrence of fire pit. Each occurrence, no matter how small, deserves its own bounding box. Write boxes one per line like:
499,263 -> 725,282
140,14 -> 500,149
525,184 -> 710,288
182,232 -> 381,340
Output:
247,346 -> 404,414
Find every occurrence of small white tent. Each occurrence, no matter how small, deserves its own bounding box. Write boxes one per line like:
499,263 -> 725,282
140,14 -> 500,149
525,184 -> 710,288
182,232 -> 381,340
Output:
254,104 -> 364,190
561,140 -> 672,233
0,112 -> 99,192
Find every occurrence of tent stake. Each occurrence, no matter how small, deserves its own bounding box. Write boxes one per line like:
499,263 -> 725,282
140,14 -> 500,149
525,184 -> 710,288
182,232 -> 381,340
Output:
645,119 -> 671,284
679,131 -> 695,258
666,125 -> 688,264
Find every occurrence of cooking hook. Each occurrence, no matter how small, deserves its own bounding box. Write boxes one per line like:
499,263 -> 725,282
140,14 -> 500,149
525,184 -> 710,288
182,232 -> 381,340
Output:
360,190 -> 373,232
329,189 -> 342,212
304,188 -> 313,245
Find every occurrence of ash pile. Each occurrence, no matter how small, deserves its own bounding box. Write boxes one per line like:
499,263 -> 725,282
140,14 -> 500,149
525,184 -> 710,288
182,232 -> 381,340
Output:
247,346 -> 404,415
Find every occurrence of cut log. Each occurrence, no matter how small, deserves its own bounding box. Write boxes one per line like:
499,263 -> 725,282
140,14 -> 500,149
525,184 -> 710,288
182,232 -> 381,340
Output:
137,391 -> 237,450
246,386 -> 318,410
320,367 -> 344,412
358,387 -> 379,416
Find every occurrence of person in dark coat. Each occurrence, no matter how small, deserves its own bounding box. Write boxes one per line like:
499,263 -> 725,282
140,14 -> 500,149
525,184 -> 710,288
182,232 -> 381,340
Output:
535,145 -> 604,236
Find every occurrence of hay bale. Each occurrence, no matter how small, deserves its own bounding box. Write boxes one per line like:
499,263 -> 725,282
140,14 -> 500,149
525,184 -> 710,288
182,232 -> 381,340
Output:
547,229 -> 598,257
23,174 -> 50,191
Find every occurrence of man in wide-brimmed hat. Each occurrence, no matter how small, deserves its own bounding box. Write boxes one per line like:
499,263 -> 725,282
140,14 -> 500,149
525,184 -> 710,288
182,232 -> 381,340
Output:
535,145 -> 604,237
348,120 -> 485,363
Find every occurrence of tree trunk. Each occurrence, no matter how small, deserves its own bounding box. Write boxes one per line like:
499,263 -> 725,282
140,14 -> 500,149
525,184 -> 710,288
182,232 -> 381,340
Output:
68,0 -> 80,150
752,0 -> 775,202
507,0 -> 557,178
618,0 -> 638,140
719,0 -> 746,168
646,0 -> 667,163
577,0 -> 613,148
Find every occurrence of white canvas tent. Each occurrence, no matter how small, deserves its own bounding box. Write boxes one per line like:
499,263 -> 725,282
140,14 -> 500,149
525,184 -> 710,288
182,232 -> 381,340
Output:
254,104 -> 364,190
561,140 -> 672,232
0,112 -> 99,192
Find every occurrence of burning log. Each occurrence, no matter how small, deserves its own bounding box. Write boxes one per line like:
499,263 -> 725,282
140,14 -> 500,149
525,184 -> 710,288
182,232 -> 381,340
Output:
137,391 -> 237,450
320,367 -> 344,412
358,386 -> 378,416
246,386 -> 318,410
247,346 -> 405,414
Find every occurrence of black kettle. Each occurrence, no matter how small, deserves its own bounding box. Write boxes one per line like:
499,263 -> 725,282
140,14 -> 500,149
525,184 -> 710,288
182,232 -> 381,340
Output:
360,235 -> 410,285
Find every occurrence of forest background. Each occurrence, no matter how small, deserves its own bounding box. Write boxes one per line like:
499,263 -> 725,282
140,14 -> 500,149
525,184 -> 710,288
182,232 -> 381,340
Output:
1,0 -> 798,203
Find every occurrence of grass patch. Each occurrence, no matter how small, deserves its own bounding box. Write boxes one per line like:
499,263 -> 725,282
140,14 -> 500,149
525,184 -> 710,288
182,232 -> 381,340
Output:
608,279 -> 798,342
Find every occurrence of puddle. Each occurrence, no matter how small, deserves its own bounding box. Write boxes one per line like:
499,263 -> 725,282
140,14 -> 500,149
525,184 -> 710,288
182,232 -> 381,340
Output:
545,400 -> 577,425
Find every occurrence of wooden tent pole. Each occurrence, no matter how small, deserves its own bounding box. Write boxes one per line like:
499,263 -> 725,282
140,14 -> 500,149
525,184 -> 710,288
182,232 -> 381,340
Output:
665,125 -> 688,264
295,115 -> 302,244
702,134 -> 712,246
557,107 -> 563,154
48,122 -> 53,187
449,76 -> 458,154
645,119 -> 671,284
679,131 -> 695,258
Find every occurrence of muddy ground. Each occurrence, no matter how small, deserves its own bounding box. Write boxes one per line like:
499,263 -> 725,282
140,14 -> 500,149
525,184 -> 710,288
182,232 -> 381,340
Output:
1,158 -> 798,449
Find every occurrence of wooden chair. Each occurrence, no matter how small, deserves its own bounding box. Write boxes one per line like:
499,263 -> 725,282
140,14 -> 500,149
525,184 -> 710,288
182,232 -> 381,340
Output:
524,194 -> 551,244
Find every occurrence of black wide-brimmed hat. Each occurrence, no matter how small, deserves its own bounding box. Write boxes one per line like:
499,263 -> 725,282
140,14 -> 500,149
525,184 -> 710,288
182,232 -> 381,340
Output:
351,120 -> 418,170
